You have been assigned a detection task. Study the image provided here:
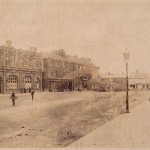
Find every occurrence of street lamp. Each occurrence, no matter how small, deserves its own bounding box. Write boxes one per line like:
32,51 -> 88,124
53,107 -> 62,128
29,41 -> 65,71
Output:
72,62 -> 75,91
123,53 -> 130,113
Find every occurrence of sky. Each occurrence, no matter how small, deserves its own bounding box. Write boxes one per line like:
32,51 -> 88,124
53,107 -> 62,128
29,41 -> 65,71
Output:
0,0 -> 150,74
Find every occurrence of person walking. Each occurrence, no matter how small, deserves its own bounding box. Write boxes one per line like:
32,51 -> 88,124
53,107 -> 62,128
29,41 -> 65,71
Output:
31,90 -> 34,101
10,91 -> 17,106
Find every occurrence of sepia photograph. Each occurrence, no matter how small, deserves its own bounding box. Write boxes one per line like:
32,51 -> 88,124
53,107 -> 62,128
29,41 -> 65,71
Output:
0,0 -> 150,149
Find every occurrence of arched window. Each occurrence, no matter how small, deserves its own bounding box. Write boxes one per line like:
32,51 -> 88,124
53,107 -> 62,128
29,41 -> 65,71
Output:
7,75 -> 17,89
24,76 -> 32,89
36,78 -> 40,89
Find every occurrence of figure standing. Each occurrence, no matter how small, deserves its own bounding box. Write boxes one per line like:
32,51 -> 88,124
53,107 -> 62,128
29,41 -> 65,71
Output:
10,91 -> 16,106
31,90 -> 34,101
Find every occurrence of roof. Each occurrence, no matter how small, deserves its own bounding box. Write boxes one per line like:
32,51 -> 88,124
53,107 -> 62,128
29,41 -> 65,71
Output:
65,55 -> 93,66
40,51 -> 98,67
130,72 -> 150,79
129,78 -> 147,84
100,73 -> 125,79
39,52 -> 65,61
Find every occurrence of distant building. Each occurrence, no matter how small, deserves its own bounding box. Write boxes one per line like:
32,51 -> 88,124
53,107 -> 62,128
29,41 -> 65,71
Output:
0,41 -> 43,94
129,71 -> 149,90
100,71 -> 150,92
99,73 -> 126,92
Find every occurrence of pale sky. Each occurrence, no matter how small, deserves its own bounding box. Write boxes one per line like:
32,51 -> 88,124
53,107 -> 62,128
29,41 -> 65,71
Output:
0,0 -> 150,74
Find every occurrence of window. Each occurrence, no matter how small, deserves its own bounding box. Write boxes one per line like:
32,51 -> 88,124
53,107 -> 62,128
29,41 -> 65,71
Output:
6,53 -> 11,66
29,57 -> 33,68
7,75 -> 17,89
49,60 -> 52,66
55,62 -> 58,67
0,52 -> 3,66
36,78 -> 40,89
51,72 -> 53,77
21,56 -> 26,68
12,54 -> 16,67
83,66 -> 86,70
24,76 -> 32,89
35,59 -> 38,69
76,64 -> 78,69
37,59 -> 42,70
56,71 -> 58,77
78,65 -> 80,69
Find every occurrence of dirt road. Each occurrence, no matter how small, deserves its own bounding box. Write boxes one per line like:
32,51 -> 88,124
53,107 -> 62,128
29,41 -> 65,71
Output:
0,91 -> 148,148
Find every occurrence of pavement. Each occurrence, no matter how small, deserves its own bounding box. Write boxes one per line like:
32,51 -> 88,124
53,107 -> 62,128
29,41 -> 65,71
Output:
68,98 -> 150,148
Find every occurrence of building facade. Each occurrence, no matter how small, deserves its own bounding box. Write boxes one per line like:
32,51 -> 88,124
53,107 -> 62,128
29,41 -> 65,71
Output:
99,73 -> 126,92
99,71 -> 150,92
0,41 -> 43,94
41,50 -> 100,92
129,71 -> 149,90
0,41 -> 99,94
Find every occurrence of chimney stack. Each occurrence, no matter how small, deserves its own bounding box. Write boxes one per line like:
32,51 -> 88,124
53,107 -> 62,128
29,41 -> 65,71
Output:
6,40 -> 12,48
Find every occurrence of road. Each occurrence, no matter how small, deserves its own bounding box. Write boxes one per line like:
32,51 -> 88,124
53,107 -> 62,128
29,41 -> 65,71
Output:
0,91 -> 148,148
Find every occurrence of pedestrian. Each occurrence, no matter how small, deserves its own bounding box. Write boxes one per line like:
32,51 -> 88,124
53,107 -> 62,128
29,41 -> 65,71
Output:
10,91 -> 17,106
31,90 -> 34,101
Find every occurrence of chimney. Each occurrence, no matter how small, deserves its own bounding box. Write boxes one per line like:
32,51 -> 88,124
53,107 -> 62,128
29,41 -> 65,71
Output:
6,40 -> 12,48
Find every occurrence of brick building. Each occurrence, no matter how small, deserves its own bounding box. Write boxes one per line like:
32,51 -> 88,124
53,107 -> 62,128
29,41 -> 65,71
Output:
0,41 -> 43,94
41,50 -> 99,92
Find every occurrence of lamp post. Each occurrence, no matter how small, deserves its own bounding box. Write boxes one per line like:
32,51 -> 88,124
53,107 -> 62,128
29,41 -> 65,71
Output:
123,53 -> 130,113
72,62 -> 75,91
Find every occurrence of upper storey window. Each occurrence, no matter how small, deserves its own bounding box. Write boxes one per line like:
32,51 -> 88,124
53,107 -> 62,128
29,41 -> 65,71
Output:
5,53 -> 11,67
0,51 -> 3,66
